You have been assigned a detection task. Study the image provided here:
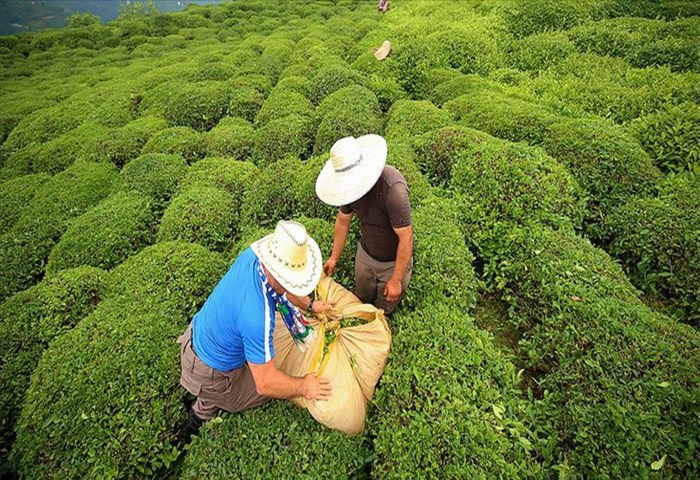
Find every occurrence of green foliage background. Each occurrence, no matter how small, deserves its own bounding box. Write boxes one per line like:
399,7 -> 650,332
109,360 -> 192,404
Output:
0,0 -> 698,478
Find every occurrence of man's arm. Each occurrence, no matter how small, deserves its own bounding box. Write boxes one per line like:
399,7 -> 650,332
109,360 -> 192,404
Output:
324,210 -> 353,276
248,360 -> 332,400
384,225 -> 413,303
285,292 -> 334,314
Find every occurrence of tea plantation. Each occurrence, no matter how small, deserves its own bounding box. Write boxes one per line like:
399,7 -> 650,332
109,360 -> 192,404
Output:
0,1 -> 698,478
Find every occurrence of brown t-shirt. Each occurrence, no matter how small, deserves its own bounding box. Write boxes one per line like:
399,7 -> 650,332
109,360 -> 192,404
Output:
339,166 -> 412,262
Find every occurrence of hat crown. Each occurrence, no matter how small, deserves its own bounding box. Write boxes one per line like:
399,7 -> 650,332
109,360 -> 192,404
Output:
269,220 -> 308,270
330,136 -> 362,172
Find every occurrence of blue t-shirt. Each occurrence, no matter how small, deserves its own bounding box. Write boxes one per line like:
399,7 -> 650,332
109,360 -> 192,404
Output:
192,247 -> 276,371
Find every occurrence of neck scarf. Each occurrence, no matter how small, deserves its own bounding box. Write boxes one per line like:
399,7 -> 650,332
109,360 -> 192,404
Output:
256,262 -> 316,352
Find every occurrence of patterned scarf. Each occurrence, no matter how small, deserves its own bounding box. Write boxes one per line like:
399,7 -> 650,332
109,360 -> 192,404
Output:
256,262 -> 316,352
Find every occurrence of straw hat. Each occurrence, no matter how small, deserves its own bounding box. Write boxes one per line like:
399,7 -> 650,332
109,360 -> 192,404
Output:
251,220 -> 322,296
373,40 -> 392,61
315,135 -> 387,207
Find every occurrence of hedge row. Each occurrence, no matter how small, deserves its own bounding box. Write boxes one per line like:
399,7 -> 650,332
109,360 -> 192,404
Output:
370,196 -> 538,477
602,172 -> 700,324
628,101 -> 699,172
520,53 -> 700,124
430,122 -> 698,474
115,153 -> 188,211
0,161 -> 117,302
180,401 -> 369,479
0,173 -> 50,231
46,191 -> 155,276
0,267 -> 106,476
470,222 -> 700,478
414,126 -> 585,233
442,88 -> 661,236
241,155 -> 335,225
567,17 -> 700,72
371,303 -> 541,478
11,242 -> 226,479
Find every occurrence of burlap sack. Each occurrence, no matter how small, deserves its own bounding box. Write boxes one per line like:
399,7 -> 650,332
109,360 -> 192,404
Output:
273,276 -> 391,434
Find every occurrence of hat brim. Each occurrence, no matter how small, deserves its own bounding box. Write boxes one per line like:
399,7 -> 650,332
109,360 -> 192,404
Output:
251,234 -> 323,297
315,134 -> 387,207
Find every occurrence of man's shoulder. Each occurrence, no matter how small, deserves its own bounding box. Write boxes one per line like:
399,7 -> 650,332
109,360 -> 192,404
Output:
381,165 -> 408,188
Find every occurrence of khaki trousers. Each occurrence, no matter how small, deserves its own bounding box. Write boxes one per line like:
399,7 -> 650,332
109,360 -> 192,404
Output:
178,323 -> 270,420
354,242 -> 413,315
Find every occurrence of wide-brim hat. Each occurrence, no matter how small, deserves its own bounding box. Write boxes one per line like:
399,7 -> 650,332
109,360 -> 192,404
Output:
315,134 -> 387,207
373,40 -> 392,61
251,220 -> 322,297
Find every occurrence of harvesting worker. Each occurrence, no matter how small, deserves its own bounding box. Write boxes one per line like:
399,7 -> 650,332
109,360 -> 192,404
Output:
316,135 -> 413,316
178,220 -> 334,434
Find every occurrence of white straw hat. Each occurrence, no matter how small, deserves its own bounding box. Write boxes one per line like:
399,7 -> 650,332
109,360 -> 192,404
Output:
251,220 -> 322,296
315,134 -> 387,207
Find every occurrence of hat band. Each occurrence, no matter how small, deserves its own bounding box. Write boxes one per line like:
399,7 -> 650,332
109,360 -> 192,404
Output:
334,153 -> 363,173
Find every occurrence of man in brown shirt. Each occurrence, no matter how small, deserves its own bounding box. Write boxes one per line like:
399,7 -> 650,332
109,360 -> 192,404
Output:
315,135 -> 413,315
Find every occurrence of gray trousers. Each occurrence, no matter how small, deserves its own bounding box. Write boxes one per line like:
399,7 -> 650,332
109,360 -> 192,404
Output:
178,324 -> 271,420
354,242 -> 413,315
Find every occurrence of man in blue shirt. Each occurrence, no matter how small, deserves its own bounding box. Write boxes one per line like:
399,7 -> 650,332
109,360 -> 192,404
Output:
178,220 -> 334,433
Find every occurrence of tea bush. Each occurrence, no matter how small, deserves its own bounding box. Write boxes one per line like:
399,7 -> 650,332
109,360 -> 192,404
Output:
106,241 -> 227,318
310,63 -> 365,103
404,196 -> 477,311
372,302 -> 541,478
540,118 -> 661,236
11,298 -> 188,479
0,161 -> 117,302
412,126 -> 472,187
228,72 -> 273,97
473,223 -> 700,477
521,53 -> 700,123
242,155 -> 334,225
567,17 -> 700,72
444,92 -> 562,145
385,140 -> 432,207
141,80 -> 230,131
275,75 -> 313,99
2,100 -> 96,153
203,117 -> 255,160
142,126 -> 206,164
628,102 -> 700,172
252,114 -> 314,164
313,85 -> 383,155
177,156 -> 258,202
500,0 -> 597,39
0,173 -> 50,231
181,401 -> 369,479
116,153 -> 188,210
603,173 -> 699,323
227,86 -> 265,122
426,72 -> 502,107
20,122 -> 110,175
255,89 -> 315,126
157,186 -> 236,252
0,266 -> 105,474
46,192 -> 155,276
386,100 -> 452,142
92,116 -> 168,168
416,127 -> 585,235
510,31 -> 576,71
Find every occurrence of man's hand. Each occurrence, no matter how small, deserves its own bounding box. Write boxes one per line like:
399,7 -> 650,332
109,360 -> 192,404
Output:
302,374 -> 332,400
323,257 -> 338,276
383,278 -> 402,303
312,300 -> 335,314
